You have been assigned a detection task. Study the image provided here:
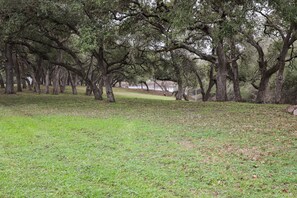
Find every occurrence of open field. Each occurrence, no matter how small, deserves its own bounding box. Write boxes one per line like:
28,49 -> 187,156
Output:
0,87 -> 296,197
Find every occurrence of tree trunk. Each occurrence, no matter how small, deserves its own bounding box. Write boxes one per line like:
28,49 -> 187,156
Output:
24,78 -> 32,91
45,69 -> 50,94
0,72 -> 5,88
96,44 -> 115,102
69,72 -> 78,95
59,68 -> 67,94
215,41 -> 228,101
140,81 -> 149,91
86,84 -> 92,96
274,38 -> 291,103
170,52 -> 183,100
275,65 -> 285,104
4,43 -> 15,94
31,73 -> 41,94
14,54 -> 22,92
52,66 -> 60,95
176,78 -> 183,100
256,73 -> 270,103
89,79 -> 103,100
230,41 -> 242,102
153,80 -> 164,91
204,65 -> 216,101
22,78 -> 27,89
19,61 -> 27,89
194,70 -> 206,101
93,85 -> 102,100
104,74 -> 115,102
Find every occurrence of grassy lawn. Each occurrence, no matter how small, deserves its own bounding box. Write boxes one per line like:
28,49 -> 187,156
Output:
0,87 -> 296,197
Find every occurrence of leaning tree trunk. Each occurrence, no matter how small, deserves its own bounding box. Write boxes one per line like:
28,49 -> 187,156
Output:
104,74 -> 115,102
256,73 -> 270,103
193,68 -> 206,101
216,41 -> 228,101
140,81 -> 149,91
5,43 -> 15,94
0,72 -> 5,88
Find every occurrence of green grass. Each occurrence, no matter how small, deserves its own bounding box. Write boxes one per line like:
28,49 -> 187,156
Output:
0,87 -> 296,197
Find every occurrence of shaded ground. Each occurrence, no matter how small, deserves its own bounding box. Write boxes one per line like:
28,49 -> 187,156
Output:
0,87 -> 296,197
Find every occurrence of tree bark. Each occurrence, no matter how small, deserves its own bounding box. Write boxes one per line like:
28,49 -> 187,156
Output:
69,72 -> 78,95
22,79 -> 27,89
256,73 -> 269,103
24,78 -> 32,91
59,68 -> 67,94
176,77 -> 183,100
0,72 -> 5,88
96,44 -> 114,102
14,54 -> 22,92
52,66 -> 60,95
275,64 -> 285,104
104,74 -> 115,102
274,36 -> 292,103
31,73 -> 41,94
192,65 -> 216,102
205,65 -> 216,101
247,27 -> 295,103
4,43 -> 15,94
88,79 -> 103,100
193,68 -> 206,101
153,80 -> 165,91
215,40 -> 228,101
19,61 -> 27,89
170,52 -> 183,100
140,81 -> 149,91
86,83 -> 92,96
230,40 -> 242,102
45,69 -> 50,94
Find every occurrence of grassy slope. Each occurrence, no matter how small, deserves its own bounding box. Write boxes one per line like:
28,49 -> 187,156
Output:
0,87 -> 296,197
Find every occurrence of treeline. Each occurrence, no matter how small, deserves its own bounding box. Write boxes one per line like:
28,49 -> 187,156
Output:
0,0 -> 296,103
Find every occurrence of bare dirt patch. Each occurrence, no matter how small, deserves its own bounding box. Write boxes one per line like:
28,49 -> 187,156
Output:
179,140 -> 196,150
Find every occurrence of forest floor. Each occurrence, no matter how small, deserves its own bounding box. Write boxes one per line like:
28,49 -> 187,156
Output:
0,87 -> 296,197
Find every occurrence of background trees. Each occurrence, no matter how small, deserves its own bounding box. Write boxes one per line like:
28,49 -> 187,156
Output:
0,0 -> 296,104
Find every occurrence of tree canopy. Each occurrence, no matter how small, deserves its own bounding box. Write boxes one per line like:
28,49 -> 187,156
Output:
0,0 -> 297,103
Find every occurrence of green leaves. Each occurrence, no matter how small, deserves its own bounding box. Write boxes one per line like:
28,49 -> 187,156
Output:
76,26 -> 98,52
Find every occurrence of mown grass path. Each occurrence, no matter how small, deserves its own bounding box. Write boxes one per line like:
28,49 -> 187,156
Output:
0,88 -> 296,197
